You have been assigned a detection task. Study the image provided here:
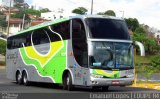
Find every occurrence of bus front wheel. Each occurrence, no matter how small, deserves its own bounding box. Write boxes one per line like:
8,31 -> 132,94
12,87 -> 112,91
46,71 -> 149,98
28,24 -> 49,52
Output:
63,73 -> 74,91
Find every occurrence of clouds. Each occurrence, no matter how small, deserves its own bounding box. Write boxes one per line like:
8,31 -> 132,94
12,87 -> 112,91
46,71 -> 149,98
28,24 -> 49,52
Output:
30,0 -> 160,29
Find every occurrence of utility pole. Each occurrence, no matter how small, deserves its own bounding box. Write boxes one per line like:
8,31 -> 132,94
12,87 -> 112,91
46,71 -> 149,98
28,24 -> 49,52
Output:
7,0 -> 12,37
22,14 -> 25,30
91,0 -> 93,14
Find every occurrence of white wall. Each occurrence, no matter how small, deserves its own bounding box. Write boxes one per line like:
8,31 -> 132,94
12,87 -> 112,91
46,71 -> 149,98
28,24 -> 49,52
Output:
9,24 -> 21,36
41,12 -> 76,20
154,32 -> 160,39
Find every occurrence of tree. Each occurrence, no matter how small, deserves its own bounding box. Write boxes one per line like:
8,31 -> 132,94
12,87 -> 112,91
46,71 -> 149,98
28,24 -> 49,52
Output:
97,12 -> 105,15
40,8 -> 51,13
97,10 -> 116,16
15,0 -> 24,3
0,12 -> 7,27
151,55 -> 160,73
72,7 -> 88,15
133,25 -> 158,54
135,26 -> 145,34
125,18 -> 139,32
11,8 -> 41,21
25,9 -> 41,16
0,39 -> 6,55
104,10 -> 116,16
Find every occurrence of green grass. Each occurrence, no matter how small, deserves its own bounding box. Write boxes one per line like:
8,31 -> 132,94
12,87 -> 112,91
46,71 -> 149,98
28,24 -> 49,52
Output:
136,80 -> 160,84
135,55 -> 154,64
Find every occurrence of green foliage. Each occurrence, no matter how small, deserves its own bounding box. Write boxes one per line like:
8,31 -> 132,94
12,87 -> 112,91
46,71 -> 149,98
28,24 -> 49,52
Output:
11,8 -> 41,23
11,10 -> 25,19
97,12 -> 105,15
25,8 -> 41,16
143,66 -> 155,81
72,7 -> 88,15
0,12 -> 7,27
125,18 -> 139,32
0,61 -> 5,66
151,55 -> 160,72
132,25 -> 158,54
135,26 -> 145,34
0,39 -> 6,55
40,8 -> 51,13
135,65 -> 155,81
0,17 -> 7,27
104,10 -> 116,16
97,10 -> 116,16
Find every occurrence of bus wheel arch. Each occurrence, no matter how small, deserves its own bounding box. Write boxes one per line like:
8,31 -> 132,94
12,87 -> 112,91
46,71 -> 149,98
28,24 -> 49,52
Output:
62,70 -> 74,91
22,70 -> 30,86
15,70 -> 22,84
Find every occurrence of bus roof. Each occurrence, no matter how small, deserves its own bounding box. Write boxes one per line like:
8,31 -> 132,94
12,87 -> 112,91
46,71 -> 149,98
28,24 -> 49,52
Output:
70,14 -> 123,20
9,15 -> 123,37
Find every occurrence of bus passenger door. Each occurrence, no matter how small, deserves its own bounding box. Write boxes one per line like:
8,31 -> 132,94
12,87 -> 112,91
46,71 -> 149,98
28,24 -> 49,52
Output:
71,19 -> 89,86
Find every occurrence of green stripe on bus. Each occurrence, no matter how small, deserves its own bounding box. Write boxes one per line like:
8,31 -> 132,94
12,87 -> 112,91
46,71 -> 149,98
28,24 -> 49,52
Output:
19,41 -> 67,83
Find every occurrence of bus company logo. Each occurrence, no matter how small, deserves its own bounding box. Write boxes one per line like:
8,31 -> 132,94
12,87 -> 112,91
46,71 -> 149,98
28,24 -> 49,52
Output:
7,52 -> 18,64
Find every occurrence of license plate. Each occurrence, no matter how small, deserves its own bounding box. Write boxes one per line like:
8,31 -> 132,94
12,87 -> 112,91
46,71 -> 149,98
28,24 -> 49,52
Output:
112,80 -> 120,84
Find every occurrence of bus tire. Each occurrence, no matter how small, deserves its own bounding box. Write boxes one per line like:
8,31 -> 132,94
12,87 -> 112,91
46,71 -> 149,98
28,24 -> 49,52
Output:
22,71 -> 29,86
63,73 -> 74,91
16,71 -> 22,85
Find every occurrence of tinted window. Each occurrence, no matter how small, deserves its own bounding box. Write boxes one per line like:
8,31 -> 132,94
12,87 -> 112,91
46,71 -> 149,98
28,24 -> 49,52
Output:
72,19 -> 88,67
7,20 -> 70,49
7,33 -> 30,49
50,20 -> 70,40
32,29 -> 50,45
85,18 -> 130,40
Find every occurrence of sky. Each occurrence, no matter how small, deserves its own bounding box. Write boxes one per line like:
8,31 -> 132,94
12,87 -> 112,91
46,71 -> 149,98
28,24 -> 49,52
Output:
25,0 -> 160,30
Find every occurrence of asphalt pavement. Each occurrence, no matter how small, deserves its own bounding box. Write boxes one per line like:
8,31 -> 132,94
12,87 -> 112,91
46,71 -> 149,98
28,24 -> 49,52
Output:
0,68 -> 160,99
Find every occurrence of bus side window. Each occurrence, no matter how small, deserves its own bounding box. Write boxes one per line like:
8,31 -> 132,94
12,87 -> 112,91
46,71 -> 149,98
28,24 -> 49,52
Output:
51,20 -> 70,40
7,37 -> 12,49
72,19 -> 88,67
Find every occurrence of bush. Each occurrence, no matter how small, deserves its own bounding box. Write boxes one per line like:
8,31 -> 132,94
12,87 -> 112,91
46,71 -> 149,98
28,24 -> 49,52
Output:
0,39 -> 6,55
0,61 -> 5,66
151,55 -> 160,73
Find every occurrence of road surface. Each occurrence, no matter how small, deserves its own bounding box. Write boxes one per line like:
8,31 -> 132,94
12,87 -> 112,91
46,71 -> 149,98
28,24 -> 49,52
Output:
0,68 -> 159,99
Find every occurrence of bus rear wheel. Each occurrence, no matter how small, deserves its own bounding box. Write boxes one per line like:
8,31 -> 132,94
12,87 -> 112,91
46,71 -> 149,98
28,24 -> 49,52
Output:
22,72 -> 29,86
63,73 -> 74,91
16,71 -> 22,84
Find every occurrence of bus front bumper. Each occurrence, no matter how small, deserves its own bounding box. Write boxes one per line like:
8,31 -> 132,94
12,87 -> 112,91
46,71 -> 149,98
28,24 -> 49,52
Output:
90,77 -> 134,86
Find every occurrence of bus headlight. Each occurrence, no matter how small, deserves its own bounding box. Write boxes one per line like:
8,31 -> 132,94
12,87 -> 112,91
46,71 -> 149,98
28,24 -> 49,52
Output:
126,70 -> 134,78
91,74 -> 103,78
126,74 -> 134,78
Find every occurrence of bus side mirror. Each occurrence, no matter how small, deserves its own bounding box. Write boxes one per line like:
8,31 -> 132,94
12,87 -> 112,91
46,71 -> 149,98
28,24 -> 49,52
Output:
134,41 -> 145,56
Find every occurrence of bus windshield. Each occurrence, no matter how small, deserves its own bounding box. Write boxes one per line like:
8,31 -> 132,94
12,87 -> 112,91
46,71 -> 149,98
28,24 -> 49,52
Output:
85,18 -> 130,40
89,42 -> 133,69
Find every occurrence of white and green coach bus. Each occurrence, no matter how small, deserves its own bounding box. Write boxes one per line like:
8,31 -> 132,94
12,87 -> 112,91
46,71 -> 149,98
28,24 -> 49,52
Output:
6,15 -> 145,91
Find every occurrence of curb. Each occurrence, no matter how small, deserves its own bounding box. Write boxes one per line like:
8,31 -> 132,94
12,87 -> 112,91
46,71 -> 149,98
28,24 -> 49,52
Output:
131,84 -> 160,90
154,86 -> 160,90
